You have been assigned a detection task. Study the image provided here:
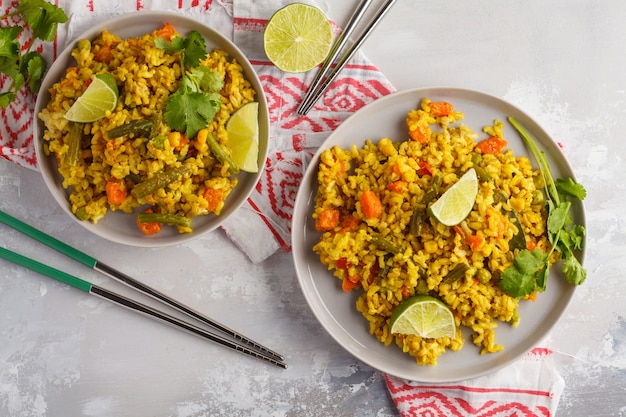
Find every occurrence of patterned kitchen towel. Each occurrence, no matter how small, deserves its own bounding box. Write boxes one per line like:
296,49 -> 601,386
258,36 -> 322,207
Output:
385,347 -> 565,417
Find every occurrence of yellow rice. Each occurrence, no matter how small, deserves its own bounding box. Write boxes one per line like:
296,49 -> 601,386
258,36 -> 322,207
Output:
312,98 -> 552,365
39,25 -> 256,233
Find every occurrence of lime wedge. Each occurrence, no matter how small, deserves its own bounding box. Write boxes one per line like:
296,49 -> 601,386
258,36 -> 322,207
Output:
263,3 -> 334,73
227,102 -> 259,173
390,295 -> 456,339
64,73 -> 119,123
428,168 -> 478,226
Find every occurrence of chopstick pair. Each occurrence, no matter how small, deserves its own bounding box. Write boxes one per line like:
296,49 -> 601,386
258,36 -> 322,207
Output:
0,210 -> 286,369
297,0 -> 398,116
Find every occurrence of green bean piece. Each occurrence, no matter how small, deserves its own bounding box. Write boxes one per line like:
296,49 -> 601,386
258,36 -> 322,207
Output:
443,262 -> 470,283
131,165 -> 191,199
495,191 -> 527,251
150,110 -> 162,139
371,235 -> 402,254
137,212 -> 191,228
420,174 -> 442,205
65,122 -> 84,166
206,131 -> 239,175
105,119 -> 153,140
409,174 -> 443,236
409,204 -> 426,236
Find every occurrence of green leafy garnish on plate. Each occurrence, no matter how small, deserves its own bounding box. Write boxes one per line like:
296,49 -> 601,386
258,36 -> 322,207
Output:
0,0 -> 68,107
500,117 -> 587,298
154,30 -> 224,139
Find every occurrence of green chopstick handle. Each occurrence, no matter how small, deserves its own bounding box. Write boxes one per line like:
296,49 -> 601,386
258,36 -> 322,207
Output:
0,210 -> 97,268
0,247 -> 93,293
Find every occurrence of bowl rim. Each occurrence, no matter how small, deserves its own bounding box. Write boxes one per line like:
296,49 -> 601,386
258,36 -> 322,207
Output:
34,11 -> 270,247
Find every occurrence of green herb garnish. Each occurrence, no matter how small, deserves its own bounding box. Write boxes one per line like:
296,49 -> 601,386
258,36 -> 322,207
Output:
154,30 -> 224,139
500,116 -> 587,298
0,0 -> 68,107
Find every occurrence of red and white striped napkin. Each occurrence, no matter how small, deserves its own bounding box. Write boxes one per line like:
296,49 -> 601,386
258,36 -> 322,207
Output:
1,2 -> 565,414
386,348 -> 565,417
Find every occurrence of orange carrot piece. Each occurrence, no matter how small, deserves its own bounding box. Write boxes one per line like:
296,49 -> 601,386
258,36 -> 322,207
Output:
386,180 -> 407,193
417,161 -> 433,176
155,23 -> 176,42
315,209 -> 340,231
476,136 -> 508,155
203,188 -> 223,213
105,181 -> 127,205
429,101 -> 454,117
408,121 -> 430,144
94,45 -> 113,64
360,190 -> 382,219
338,214 -> 360,232
136,209 -> 162,235
342,276 -> 360,292
466,234 -> 484,251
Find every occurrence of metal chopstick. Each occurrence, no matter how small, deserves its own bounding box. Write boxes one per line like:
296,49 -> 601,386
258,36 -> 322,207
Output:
297,0 -> 398,116
297,0 -> 374,115
0,247 -> 286,369
0,209 -> 285,365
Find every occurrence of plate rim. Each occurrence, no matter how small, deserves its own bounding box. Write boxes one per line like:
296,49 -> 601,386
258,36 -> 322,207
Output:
34,11 -> 270,247
291,86 -> 584,382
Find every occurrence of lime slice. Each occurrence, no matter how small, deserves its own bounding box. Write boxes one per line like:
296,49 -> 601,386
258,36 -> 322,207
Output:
64,73 -> 119,123
263,3 -> 334,73
227,102 -> 259,173
390,295 -> 456,339
428,168 -> 478,226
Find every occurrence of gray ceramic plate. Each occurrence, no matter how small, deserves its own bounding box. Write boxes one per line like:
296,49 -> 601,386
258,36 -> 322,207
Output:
291,87 -> 585,382
34,11 -> 269,247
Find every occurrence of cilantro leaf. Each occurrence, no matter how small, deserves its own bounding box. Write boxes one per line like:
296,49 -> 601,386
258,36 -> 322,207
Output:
16,0 -> 68,42
501,117 -> 588,298
154,36 -> 185,53
556,177 -> 587,200
190,66 -> 224,92
547,201 -> 570,244
0,26 -> 21,57
562,254 -> 586,285
0,2 -> 66,107
20,51 -> 47,93
155,30 -> 222,139
182,31 -> 208,68
164,91 -> 220,139
500,248 -> 549,297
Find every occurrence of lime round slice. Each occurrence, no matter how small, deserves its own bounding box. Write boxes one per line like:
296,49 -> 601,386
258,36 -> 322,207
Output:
389,295 -> 456,339
428,168 -> 478,226
227,102 -> 259,173
263,3 -> 334,73
64,73 -> 119,123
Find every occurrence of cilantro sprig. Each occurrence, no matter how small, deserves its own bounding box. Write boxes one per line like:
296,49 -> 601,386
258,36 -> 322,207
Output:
154,30 -> 224,139
500,117 -> 587,298
0,0 -> 68,108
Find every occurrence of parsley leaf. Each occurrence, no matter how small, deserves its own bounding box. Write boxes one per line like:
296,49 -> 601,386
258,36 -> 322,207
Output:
500,117 -> 587,298
155,30 -> 223,139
